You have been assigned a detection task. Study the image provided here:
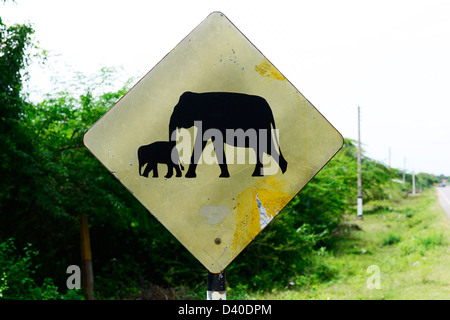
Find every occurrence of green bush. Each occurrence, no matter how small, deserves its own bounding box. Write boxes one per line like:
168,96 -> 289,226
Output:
415,233 -> 445,250
0,238 -> 83,299
382,234 -> 402,246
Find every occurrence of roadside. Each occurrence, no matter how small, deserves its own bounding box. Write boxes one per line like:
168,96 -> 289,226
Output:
257,189 -> 450,300
437,185 -> 450,219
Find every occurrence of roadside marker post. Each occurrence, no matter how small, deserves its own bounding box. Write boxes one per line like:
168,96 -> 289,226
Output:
83,12 -> 343,299
207,270 -> 226,300
357,106 -> 363,219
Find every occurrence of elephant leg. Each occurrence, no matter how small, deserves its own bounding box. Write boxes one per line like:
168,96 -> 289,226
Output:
164,164 -> 173,178
151,163 -> 159,178
258,130 -> 287,174
212,137 -> 230,178
185,139 -> 207,178
142,163 -> 151,178
278,151 -> 288,173
175,165 -> 182,177
269,131 -> 287,173
252,152 -> 264,176
252,135 -> 265,177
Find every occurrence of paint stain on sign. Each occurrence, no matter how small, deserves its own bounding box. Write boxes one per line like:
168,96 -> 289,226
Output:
254,58 -> 286,81
200,205 -> 231,225
231,176 -> 295,258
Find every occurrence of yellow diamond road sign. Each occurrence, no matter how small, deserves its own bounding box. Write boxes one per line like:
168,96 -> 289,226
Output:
83,12 -> 343,273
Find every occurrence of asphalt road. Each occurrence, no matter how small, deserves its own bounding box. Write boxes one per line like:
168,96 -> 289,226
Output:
437,185 -> 450,219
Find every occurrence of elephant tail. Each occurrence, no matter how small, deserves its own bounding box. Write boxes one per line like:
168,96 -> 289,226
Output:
270,115 -> 281,153
270,115 -> 288,173
137,147 -> 143,176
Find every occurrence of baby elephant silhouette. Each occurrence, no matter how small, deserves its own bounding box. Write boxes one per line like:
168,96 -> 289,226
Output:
138,141 -> 184,178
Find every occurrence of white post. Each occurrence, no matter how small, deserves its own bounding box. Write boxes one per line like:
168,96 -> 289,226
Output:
403,158 -> 406,186
388,147 -> 392,199
413,171 -> 416,195
388,147 -> 391,168
357,106 -> 363,219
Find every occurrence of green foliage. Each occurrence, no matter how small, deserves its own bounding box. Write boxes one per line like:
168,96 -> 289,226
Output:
289,139 -> 357,234
21,68 -> 135,223
0,238 -> 83,299
414,232 -> 445,250
0,16 -> 37,217
227,221 -> 323,290
382,233 -> 402,246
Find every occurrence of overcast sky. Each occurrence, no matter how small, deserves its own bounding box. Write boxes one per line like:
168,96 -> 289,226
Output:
3,0 -> 450,176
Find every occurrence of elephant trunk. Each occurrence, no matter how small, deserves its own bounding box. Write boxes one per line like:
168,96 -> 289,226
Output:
169,113 -> 179,142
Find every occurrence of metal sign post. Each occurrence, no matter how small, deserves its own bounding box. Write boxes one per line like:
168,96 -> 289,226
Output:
207,270 -> 226,300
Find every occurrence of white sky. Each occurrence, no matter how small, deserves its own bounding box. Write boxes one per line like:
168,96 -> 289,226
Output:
3,0 -> 450,176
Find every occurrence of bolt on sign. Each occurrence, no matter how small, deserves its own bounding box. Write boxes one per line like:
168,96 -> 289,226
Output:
83,12 -> 343,273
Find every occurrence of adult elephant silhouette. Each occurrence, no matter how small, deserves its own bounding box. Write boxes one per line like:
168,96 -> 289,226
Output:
169,92 -> 288,178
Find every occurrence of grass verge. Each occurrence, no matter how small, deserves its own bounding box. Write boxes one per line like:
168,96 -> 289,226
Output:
256,188 -> 450,300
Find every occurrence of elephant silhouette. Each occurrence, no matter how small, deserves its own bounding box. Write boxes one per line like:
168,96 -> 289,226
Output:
138,141 -> 184,178
169,92 -> 288,178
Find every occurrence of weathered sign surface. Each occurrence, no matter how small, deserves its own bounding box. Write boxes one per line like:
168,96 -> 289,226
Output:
83,12 -> 343,273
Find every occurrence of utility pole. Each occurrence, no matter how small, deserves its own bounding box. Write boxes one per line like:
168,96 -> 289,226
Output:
357,106 -> 363,219
389,147 -> 391,168
80,214 -> 95,300
388,147 -> 392,199
412,170 -> 416,195
419,170 -> 422,192
403,158 -> 406,186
